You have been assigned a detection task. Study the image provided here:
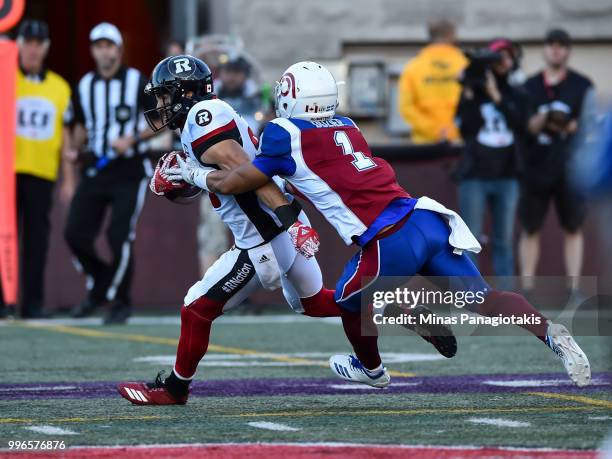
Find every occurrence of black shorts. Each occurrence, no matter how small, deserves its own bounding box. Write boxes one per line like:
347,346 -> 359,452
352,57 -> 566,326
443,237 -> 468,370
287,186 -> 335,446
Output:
518,177 -> 587,234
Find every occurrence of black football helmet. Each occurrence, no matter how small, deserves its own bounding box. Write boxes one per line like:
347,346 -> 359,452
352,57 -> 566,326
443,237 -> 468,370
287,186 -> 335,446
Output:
144,55 -> 214,131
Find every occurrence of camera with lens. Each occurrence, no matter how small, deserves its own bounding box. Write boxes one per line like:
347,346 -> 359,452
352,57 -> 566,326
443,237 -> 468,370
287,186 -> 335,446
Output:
460,49 -> 502,89
546,101 -> 572,131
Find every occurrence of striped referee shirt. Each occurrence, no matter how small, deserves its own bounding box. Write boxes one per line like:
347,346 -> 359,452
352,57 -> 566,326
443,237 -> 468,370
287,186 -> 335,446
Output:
71,66 -> 152,159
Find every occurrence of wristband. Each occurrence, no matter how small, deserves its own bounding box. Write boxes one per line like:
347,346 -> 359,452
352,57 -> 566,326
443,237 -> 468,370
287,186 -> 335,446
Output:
274,204 -> 300,230
193,168 -> 214,191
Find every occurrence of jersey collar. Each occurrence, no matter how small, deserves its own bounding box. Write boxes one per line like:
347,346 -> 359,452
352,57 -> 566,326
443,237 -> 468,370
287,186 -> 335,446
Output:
19,64 -> 47,82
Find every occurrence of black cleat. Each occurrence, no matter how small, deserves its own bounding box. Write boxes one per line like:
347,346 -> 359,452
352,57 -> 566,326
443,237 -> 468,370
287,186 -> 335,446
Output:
103,302 -> 132,325
71,299 -> 102,318
387,304 -> 458,358
21,309 -> 52,319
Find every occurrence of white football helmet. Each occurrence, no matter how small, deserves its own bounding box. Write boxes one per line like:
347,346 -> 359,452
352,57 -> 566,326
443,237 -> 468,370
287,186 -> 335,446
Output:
275,61 -> 339,120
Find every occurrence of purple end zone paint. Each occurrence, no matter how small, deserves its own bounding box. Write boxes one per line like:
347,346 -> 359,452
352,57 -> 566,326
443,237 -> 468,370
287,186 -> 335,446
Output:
0,372 -> 610,400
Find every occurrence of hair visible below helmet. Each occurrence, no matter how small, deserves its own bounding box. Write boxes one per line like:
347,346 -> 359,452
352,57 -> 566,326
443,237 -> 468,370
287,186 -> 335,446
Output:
275,61 -> 339,121
144,54 -> 214,131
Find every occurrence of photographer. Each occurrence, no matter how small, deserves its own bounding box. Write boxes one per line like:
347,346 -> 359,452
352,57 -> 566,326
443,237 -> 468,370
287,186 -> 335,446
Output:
455,39 -> 528,283
518,29 -> 596,300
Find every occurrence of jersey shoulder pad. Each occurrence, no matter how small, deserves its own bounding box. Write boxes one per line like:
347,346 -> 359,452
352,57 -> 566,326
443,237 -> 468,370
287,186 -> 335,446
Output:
186,99 -> 236,133
186,99 -> 241,152
258,119 -> 294,157
335,116 -> 359,129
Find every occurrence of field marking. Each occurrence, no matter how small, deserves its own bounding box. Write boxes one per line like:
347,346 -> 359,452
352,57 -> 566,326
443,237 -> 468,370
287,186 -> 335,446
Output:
0,442 -> 598,458
133,352 -> 440,368
484,379 -> 591,388
328,382 -> 421,390
467,417 -> 530,428
526,391 -> 612,409
0,314 -> 332,327
12,322 -> 416,377
24,425 -> 78,435
247,421 -> 301,431
589,415 -> 612,420
0,385 -> 77,392
0,415 -> 169,425
226,405 -> 601,419
0,404 -> 601,426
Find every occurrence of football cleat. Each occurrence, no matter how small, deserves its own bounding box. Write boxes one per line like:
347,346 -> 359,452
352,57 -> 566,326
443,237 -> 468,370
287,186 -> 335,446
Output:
545,322 -> 591,387
117,371 -> 189,405
329,354 -> 390,388
391,304 -> 457,358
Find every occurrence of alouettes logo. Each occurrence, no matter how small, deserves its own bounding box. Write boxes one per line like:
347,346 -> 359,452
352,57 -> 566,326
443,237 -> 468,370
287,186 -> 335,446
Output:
279,72 -> 296,98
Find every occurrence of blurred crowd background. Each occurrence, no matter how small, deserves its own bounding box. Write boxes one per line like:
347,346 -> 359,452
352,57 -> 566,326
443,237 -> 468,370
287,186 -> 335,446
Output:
2,0 -> 612,321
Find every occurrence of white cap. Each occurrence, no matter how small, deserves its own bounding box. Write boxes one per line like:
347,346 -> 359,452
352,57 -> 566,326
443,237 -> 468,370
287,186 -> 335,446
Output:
89,22 -> 123,46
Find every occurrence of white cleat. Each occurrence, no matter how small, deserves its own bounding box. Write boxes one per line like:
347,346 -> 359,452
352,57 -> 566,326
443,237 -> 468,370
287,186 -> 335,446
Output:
328,354 -> 390,388
545,322 -> 591,387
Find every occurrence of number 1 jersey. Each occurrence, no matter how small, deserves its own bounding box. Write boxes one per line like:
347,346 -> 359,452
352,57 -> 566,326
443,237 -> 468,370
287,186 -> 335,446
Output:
252,116 -> 413,245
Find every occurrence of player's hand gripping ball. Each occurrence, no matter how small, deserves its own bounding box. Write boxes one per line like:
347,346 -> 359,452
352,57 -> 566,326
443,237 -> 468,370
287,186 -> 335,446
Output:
150,151 -> 201,203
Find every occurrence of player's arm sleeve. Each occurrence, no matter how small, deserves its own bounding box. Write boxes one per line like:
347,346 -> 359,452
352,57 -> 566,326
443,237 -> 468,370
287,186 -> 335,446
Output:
251,122 -> 297,177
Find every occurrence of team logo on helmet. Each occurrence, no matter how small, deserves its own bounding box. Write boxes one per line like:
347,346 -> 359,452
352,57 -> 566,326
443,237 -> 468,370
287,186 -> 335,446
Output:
168,57 -> 196,77
279,72 -> 296,98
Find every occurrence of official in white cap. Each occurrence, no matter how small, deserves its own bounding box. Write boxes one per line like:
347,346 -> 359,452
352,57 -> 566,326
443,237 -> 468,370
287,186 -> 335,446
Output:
89,22 -> 123,46
64,21 -> 156,324
89,22 -> 123,79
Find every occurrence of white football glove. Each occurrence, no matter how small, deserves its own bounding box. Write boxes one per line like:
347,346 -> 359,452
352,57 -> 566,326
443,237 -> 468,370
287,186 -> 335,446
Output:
165,155 -> 215,191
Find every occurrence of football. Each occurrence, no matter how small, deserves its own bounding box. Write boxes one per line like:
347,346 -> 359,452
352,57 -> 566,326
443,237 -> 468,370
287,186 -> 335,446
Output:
154,151 -> 202,204
165,183 -> 202,204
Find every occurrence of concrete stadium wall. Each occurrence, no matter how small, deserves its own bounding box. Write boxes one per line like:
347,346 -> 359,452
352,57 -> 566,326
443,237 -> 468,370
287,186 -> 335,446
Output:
224,0 -> 612,82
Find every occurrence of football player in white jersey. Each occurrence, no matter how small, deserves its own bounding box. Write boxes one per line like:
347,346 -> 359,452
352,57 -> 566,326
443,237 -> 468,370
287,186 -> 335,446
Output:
117,55 -> 337,405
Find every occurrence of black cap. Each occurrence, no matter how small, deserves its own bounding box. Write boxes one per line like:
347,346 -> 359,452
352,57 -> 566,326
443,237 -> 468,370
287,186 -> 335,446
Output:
222,55 -> 250,74
17,20 -> 50,41
545,28 -> 571,47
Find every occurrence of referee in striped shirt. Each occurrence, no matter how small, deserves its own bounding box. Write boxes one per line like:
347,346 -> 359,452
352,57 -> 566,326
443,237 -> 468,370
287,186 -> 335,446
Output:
65,23 -> 155,324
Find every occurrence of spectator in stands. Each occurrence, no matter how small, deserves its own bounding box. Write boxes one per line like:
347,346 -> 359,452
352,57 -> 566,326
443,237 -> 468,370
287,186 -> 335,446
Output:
216,54 -> 263,133
5,20 -> 72,318
398,19 -> 467,143
455,39 -> 528,286
165,39 -> 185,57
519,29 -> 596,301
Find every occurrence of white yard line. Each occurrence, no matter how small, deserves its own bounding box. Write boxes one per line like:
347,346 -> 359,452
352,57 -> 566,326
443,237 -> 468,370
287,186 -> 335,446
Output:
24,425 -> 78,435
483,379 -> 609,388
0,386 -> 76,392
1,314 -> 332,327
328,382 -> 421,390
247,422 -> 301,432
467,417 -> 531,428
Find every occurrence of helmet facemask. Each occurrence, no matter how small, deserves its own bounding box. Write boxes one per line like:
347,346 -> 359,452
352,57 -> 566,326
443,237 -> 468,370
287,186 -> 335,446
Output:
144,82 -> 188,132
